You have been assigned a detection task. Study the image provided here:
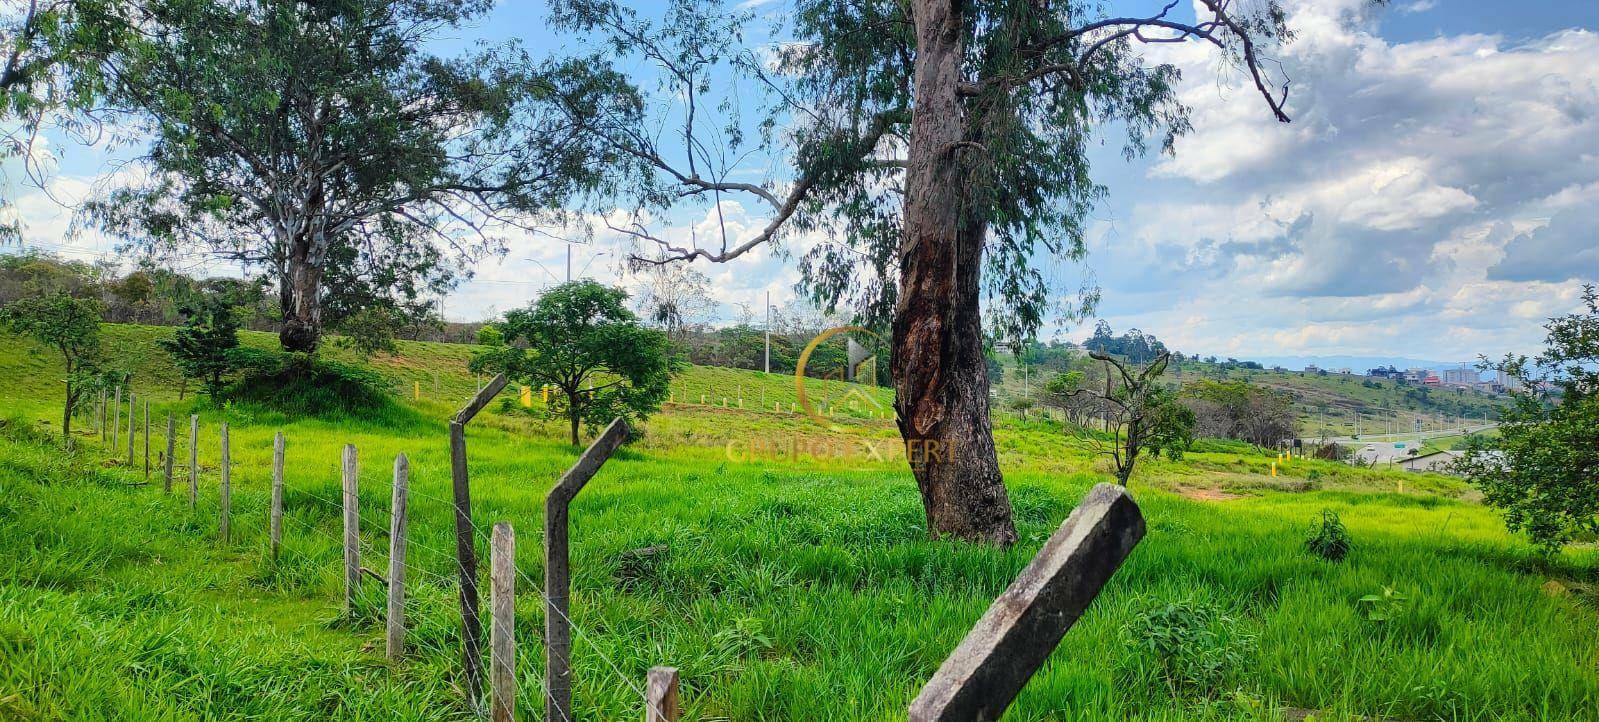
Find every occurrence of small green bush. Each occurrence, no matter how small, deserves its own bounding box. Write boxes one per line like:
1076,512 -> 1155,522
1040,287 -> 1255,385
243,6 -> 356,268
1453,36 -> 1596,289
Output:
1305,508 -> 1352,562
225,352 -> 401,421
1124,598 -> 1255,699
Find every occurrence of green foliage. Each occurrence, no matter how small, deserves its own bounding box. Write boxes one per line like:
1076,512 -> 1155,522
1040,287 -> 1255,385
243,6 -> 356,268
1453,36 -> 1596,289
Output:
226,352 -> 400,422
1304,508 -> 1352,562
157,294 -> 241,399
1124,599 -> 1254,699
1179,379 -> 1299,447
472,281 -> 676,444
0,292 -> 103,440
84,0 -> 622,351
1460,285 -> 1599,554
332,307 -> 401,360
1357,585 -> 1410,623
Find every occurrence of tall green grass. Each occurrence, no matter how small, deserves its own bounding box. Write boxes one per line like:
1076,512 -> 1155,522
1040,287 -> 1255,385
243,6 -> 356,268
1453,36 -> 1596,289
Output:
0,325 -> 1595,720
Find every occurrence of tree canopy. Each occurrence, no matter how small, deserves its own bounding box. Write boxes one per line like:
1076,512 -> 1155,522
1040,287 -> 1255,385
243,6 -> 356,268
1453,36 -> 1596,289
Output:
1460,285 -> 1599,554
471,280 -> 675,445
0,291 -> 103,441
86,0 -> 625,353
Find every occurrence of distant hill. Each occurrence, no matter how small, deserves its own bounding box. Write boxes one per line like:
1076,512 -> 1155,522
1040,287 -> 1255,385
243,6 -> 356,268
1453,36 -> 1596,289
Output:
1237,355 -> 1479,374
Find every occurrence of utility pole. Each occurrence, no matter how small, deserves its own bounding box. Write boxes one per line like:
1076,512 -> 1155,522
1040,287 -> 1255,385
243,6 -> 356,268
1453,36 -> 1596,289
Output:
566,243 -> 572,282
764,290 -> 771,375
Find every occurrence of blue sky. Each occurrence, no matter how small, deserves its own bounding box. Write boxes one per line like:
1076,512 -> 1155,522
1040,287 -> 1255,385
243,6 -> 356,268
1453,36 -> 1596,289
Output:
6,0 -> 1598,363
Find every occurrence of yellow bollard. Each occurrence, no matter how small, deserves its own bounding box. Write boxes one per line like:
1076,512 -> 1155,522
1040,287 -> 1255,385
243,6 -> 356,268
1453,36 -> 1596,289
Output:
1271,462 -> 1278,477
520,386 -> 532,408
414,381 -> 420,400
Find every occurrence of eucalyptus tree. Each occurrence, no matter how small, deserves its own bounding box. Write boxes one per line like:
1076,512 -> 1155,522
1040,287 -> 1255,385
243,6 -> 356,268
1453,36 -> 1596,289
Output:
1,0 -> 132,242
86,0 -> 623,353
550,0 -> 1294,543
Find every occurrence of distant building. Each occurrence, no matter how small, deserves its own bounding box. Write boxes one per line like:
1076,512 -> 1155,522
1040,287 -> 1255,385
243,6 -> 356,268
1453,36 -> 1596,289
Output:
1304,364 -> 1321,374
1422,375 -> 1442,387
1400,450 -> 1463,474
1334,367 -> 1352,375
1442,368 -> 1478,386
1405,367 -> 1431,382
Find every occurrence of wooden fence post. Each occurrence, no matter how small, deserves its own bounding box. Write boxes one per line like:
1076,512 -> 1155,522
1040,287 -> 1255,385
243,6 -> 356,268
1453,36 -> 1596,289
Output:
270,431 -> 285,560
163,415 -> 175,493
646,667 -> 681,722
907,484 -> 1145,722
342,443 -> 360,617
546,417 -> 631,722
387,453 -> 410,663
126,391 -> 135,465
450,373 -> 507,709
97,388 -> 105,440
491,521 -> 515,722
187,415 -> 199,507
112,385 -> 120,449
143,399 -> 150,478
219,422 -> 231,542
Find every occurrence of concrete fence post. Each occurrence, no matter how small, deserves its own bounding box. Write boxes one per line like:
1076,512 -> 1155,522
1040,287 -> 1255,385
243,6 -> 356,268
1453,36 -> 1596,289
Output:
907,484 -> 1145,722
646,667 -> 681,722
187,415 -> 199,507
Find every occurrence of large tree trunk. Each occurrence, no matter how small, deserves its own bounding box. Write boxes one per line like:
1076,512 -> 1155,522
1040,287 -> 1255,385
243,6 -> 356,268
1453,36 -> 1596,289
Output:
279,229 -> 326,353
892,0 -> 1017,546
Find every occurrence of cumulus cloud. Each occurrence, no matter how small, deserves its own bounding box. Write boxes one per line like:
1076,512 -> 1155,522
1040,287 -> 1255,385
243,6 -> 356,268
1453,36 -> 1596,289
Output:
1088,1 -> 1599,359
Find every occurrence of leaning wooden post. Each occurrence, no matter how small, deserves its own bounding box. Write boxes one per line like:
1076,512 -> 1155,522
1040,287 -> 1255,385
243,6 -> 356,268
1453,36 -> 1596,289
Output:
162,415 -> 176,493
112,385 -> 121,448
490,521 -> 515,722
646,666 -> 681,722
387,453 -> 410,663
907,484 -> 1145,722
219,422 -> 231,542
546,417 -> 631,722
187,415 -> 199,507
270,431 -> 285,560
341,443 -> 361,617
450,372 -> 507,709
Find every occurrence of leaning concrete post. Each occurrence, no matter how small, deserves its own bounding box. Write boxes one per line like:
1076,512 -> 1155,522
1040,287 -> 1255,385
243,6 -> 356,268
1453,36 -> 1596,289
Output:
270,431 -> 285,560
162,415 -> 176,493
491,521 -> 515,722
219,422 -> 231,542
546,417 -> 630,722
646,666 -> 681,722
450,373 -> 507,709
187,415 -> 199,507
908,483 -> 1145,722
341,443 -> 360,617
387,453 -> 410,662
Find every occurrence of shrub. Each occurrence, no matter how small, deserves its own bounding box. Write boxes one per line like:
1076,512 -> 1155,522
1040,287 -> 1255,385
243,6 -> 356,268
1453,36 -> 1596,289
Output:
226,352 -> 400,421
1124,598 -> 1254,699
1305,508 -> 1352,561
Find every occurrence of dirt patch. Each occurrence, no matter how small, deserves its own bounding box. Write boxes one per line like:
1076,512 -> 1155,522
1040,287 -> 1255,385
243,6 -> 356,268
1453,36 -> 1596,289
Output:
1176,487 -> 1245,502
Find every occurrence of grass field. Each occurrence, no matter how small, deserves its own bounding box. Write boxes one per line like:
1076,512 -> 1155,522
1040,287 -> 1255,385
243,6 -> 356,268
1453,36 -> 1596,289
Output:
1,325 -> 1596,721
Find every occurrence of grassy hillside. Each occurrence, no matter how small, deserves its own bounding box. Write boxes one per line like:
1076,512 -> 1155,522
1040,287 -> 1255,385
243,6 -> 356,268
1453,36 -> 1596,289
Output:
992,355 -> 1505,440
1,325 -> 1595,721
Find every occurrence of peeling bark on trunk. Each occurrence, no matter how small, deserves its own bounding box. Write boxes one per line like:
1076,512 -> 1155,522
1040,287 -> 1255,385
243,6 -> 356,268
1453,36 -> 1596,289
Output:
893,0 -> 1018,546
280,246 -> 324,353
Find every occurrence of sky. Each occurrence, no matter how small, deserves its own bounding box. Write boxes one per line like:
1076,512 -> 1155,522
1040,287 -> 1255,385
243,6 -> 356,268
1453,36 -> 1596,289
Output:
4,0 -> 1598,365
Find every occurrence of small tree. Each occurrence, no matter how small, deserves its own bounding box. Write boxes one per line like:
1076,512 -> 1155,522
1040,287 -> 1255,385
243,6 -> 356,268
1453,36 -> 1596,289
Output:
158,294 -> 241,400
1459,285 -> 1599,555
472,281 -> 675,445
1079,352 -> 1195,485
0,292 -> 103,441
